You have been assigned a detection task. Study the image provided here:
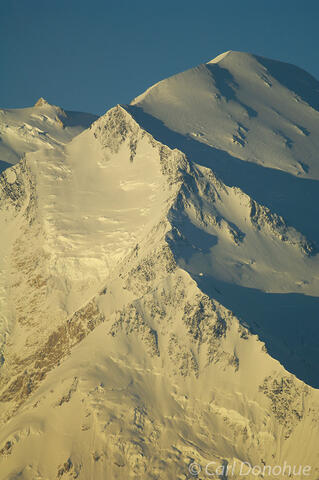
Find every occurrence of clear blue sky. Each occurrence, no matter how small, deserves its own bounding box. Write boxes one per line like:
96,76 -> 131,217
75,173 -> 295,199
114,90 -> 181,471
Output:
1,0 -> 319,115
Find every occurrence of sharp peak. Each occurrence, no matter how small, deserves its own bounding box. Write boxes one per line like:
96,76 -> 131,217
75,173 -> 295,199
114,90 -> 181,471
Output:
95,104 -> 128,120
34,97 -> 52,107
34,97 -> 68,117
91,104 -> 138,129
34,97 -> 62,109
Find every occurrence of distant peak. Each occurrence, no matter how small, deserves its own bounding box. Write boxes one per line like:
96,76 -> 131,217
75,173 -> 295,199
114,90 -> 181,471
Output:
34,97 -> 50,107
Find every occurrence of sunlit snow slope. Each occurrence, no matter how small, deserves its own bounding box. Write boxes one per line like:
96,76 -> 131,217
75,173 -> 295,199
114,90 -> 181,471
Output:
0,98 -> 97,172
0,52 -> 318,480
132,50 -> 319,179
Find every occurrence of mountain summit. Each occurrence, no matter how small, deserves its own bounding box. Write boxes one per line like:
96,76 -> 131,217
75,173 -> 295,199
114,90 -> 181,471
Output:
0,101 -> 98,172
131,50 -> 319,179
0,53 -> 318,479
34,97 -> 51,107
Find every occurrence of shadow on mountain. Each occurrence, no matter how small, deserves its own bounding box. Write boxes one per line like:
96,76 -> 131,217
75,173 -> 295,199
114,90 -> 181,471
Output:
0,160 -> 11,175
168,214 -> 218,255
168,216 -> 319,387
205,64 -> 258,118
63,111 -> 98,128
256,55 -> 319,112
126,105 -> 319,246
205,63 -> 239,102
195,274 -> 319,388
127,105 -> 319,387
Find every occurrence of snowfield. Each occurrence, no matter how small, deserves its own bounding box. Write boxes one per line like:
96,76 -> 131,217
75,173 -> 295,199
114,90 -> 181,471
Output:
0,52 -> 318,479
0,98 -> 97,172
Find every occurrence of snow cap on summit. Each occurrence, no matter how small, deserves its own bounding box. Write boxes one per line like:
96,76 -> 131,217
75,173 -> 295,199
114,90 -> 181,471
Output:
207,50 -> 234,64
206,50 -> 257,66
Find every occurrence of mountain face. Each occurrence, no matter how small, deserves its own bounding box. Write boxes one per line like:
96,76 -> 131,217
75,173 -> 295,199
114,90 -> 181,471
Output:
0,52 -> 318,480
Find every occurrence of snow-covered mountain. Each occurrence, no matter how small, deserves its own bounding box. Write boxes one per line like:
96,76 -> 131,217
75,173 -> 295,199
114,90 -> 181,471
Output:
0,52 -> 318,480
0,98 -> 97,172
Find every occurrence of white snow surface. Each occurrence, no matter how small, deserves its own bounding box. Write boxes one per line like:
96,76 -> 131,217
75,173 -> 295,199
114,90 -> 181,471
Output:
132,50 -> 319,179
0,53 -> 318,479
0,99 -> 97,171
